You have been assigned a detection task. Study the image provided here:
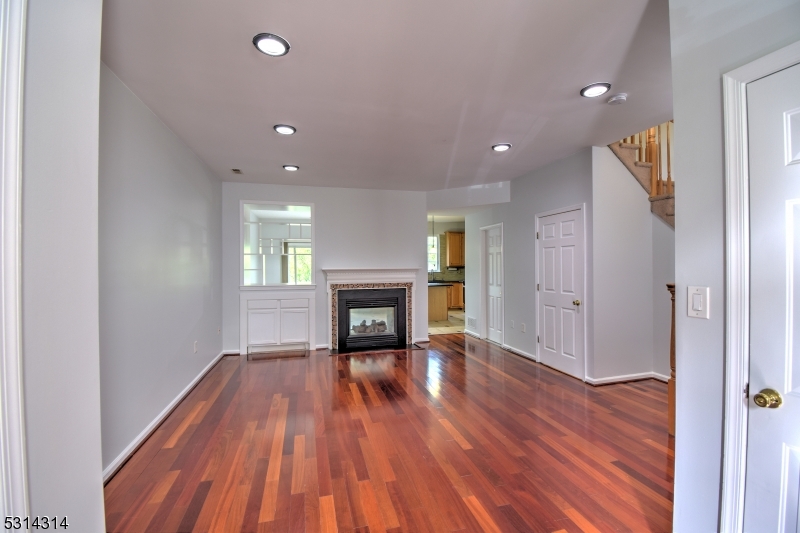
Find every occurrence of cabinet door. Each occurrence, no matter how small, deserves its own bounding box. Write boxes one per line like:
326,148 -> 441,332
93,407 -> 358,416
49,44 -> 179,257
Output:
459,233 -> 465,265
446,232 -> 465,267
451,282 -> 464,307
248,309 -> 279,345
280,308 -> 309,343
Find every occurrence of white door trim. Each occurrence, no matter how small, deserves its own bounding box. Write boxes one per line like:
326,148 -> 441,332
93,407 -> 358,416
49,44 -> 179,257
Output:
534,204 -> 587,377
0,0 -> 29,517
721,39 -> 800,533
479,223 -> 503,345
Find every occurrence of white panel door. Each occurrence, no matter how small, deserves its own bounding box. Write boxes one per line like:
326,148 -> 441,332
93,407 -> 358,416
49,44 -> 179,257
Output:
248,309 -> 279,345
486,226 -> 503,344
744,62 -> 800,532
538,208 -> 584,380
280,308 -> 309,344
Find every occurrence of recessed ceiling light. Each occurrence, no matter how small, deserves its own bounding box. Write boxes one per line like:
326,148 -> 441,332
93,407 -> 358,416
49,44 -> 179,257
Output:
492,143 -> 512,152
580,82 -> 611,98
274,124 -> 296,135
252,33 -> 291,57
283,165 -> 299,171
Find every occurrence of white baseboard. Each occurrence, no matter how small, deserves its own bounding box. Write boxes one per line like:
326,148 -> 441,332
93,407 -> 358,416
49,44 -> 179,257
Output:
585,371 -> 670,386
414,337 -> 430,344
102,350 -> 225,483
464,329 -> 481,339
222,350 -> 240,355
315,343 -> 330,350
501,344 -> 538,362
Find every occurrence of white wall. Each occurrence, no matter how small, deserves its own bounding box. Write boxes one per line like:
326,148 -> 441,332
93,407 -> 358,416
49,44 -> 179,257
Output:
21,0 -> 106,528
652,216 -> 674,378
591,146 -> 655,380
222,183 -> 428,349
426,182 -> 510,212
668,0 -> 800,530
465,148 -> 594,358
98,65 -> 223,471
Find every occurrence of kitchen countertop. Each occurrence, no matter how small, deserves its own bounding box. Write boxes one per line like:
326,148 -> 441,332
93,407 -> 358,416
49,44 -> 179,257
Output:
427,283 -> 453,287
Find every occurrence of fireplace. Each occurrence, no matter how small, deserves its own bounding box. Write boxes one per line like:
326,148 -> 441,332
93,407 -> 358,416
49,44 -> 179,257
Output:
337,288 -> 407,352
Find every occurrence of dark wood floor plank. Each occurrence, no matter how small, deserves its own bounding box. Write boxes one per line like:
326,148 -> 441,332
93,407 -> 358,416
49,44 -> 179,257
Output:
105,334 -> 674,532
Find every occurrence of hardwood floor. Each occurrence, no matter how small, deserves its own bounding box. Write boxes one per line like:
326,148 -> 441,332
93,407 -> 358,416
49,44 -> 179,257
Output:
104,334 -> 674,533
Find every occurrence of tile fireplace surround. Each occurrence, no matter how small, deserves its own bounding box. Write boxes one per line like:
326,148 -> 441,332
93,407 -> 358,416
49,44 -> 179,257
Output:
322,268 -> 419,350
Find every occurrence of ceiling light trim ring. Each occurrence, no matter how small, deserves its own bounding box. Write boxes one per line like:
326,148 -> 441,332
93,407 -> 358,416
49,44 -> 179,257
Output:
580,82 -> 612,98
492,143 -> 512,152
274,124 -> 296,135
253,33 -> 291,57
283,165 -> 299,171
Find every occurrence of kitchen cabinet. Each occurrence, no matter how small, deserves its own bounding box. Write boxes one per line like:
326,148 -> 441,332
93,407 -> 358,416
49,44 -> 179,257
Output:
445,231 -> 465,267
428,285 -> 449,321
447,281 -> 464,309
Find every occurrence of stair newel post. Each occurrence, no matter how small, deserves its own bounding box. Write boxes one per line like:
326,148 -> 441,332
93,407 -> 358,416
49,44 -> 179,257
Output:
667,283 -> 676,436
647,127 -> 658,198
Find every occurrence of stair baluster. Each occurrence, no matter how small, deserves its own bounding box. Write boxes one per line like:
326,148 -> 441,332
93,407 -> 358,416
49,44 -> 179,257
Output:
607,120 -> 675,228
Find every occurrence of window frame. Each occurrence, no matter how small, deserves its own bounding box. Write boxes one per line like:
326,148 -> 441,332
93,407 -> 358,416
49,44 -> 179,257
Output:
239,200 -> 315,288
427,235 -> 440,273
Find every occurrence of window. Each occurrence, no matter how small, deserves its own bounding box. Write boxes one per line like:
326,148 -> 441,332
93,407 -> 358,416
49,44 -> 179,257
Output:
427,235 -> 439,272
242,203 -> 313,285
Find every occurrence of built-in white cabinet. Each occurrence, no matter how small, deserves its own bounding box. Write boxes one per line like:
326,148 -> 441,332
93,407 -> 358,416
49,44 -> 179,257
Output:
247,305 -> 279,345
240,288 -> 316,355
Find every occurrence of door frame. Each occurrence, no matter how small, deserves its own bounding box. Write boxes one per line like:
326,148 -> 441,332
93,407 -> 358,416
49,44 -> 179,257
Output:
0,0 -> 29,518
721,39 -> 800,533
534,203 -> 587,378
479,223 -> 504,345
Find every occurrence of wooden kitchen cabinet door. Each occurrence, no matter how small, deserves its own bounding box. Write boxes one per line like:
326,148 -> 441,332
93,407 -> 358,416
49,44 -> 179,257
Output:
449,282 -> 464,308
445,231 -> 465,267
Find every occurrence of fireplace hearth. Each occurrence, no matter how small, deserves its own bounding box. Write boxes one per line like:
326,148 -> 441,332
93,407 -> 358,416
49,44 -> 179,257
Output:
337,288 -> 407,352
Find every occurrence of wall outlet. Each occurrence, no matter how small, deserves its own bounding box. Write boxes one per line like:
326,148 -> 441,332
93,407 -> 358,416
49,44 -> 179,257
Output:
193,341 -> 198,353
521,323 -> 526,333
510,320 -> 515,329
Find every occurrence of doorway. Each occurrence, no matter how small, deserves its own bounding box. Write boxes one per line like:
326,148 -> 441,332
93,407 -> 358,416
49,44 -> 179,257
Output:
480,224 -> 503,344
721,41 -> 800,531
535,205 -> 586,381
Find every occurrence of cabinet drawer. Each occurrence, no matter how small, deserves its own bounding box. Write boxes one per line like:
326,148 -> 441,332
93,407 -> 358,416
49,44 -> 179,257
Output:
248,300 -> 279,310
280,299 -> 309,309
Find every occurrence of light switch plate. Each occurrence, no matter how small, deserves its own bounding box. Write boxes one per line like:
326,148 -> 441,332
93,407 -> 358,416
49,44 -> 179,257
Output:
687,286 -> 710,319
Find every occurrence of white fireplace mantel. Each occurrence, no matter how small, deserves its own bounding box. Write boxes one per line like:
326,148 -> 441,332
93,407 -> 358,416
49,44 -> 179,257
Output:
322,268 -> 420,349
322,268 -> 419,287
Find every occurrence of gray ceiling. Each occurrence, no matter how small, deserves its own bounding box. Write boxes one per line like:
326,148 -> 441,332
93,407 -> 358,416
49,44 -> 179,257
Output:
101,0 -> 673,191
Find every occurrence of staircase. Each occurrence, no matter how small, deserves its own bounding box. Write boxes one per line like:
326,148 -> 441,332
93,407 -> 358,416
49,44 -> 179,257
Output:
608,121 -> 675,228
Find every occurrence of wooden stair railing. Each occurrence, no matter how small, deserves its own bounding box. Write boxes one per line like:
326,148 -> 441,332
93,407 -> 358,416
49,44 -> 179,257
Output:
667,283 -> 676,436
608,121 -> 675,228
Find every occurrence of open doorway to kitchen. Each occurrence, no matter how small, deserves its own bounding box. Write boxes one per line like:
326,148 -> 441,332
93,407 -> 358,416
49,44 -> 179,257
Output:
427,214 -> 465,336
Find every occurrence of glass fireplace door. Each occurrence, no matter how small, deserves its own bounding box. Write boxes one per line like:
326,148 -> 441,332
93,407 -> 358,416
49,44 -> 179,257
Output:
349,307 -> 396,336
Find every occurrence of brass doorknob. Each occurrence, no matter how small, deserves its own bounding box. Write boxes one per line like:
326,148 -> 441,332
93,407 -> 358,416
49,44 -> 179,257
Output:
753,388 -> 782,409
573,299 -> 581,306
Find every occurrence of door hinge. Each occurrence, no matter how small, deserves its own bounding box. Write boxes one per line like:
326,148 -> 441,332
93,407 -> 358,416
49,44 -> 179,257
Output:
744,382 -> 749,399
536,231 -> 539,239
537,335 -> 540,343
537,283 -> 539,291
